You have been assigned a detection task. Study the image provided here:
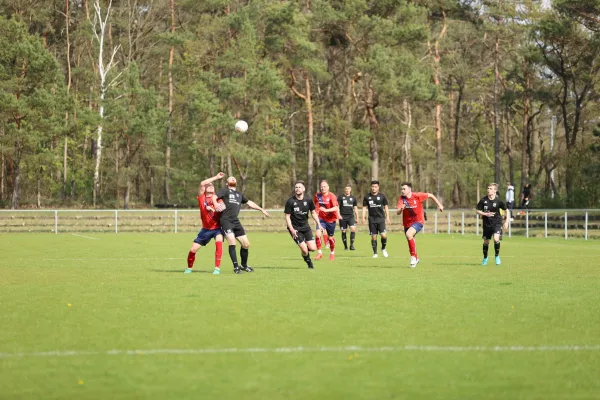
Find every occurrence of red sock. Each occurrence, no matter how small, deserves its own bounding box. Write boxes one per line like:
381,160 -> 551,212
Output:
407,238 -> 417,258
215,241 -> 222,267
329,237 -> 335,251
316,237 -> 322,250
187,251 -> 196,268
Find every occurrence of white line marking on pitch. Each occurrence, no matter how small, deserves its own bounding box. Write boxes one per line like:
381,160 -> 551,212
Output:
1,345 -> 599,359
70,234 -> 99,240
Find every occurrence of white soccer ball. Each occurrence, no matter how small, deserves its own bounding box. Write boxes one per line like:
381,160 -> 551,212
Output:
235,120 -> 248,133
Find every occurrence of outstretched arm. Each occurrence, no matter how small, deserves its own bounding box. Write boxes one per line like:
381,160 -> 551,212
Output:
427,193 -> 444,212
198,172 -> 225,196
246,200 -> 270,217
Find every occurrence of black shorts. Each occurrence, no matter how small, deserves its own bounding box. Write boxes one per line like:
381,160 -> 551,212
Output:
288,227 -> 314,245
221,219 -> 246,238
482,225 -> 502,240
339,215 -> 356,230
368,220 -> 386,235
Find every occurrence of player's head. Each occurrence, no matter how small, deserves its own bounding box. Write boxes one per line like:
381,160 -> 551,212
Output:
344,185 -> 352,195
507,181 -> 511,187
320,180 -> 329,194
227,176 -> 237,188
204,182 -> 215,195
294,180 -> 305,196
400,182 -> 412,196
370,180 -> 379,194
487,183 -> 498,196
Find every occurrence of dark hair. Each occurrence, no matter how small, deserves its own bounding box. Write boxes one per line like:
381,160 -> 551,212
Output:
371,180 -> 379,185
294,180 -> 305,187
345,184 -> 352,188
400,182 -> 412,188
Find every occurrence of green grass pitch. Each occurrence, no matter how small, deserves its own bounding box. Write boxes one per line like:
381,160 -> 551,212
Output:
1,232 -> 599,399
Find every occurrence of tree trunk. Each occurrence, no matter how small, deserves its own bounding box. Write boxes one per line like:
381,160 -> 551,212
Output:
290,97 -> 297,185
493,2 -> 502,184
290,70 -> 314,192
93,91 -> 105,207
164,0 -> 175,202
403,99 -> 413,183
454,82 -> 463,159
0,126 -> 5,200
430,11 -> 447,200
520,72 -> 530,199
365,78 -> 379,181
504,109 -> 514,185
11,142 -> 21,210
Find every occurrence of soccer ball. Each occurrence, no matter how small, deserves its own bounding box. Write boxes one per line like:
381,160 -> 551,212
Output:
235,120 -> 248,133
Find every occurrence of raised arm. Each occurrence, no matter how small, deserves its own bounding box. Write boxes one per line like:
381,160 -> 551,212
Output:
427,193 -> 444,212
198,172 -> 225,196
246,200 -> 270,217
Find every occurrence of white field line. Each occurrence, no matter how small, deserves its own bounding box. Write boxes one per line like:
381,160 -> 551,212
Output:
70,233 -> 99,240
1,345 -> 600,359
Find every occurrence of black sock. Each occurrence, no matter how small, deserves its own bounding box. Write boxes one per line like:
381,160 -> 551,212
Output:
371,239 -> 377,254
302,253 -> 313,268
483,243 -> 489,258
342,232 -> 348,248
350,232 -> 355,246
494,241 -> 500,256
229,245 -> 239,268
240,247 -> 249,267
381,237 -> 387,250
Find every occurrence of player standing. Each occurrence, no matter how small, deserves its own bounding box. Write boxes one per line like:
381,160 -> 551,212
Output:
313,180 -> 339,261
362,180 -> 391,258
284,181 -> 322,269
216,176 -> 270,274
338,185 -> 359,250
476,183 -> 509,266
396,182 -> 444,268
186,172 -> 226,275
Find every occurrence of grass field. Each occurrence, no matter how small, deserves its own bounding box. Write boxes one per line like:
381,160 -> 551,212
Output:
1,232 -> 599,399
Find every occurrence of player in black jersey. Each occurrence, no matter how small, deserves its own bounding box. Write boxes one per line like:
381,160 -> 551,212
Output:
476,183 -> 510,266
338,185 -> 359,250
362,180 -> 391,258
215,176 -> 270,274
284,181 -> 322,269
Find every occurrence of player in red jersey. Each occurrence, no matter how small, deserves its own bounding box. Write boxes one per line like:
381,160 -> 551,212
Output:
313,180 -> 339,260
185,172 -> 226,275
396,182 -> 444,268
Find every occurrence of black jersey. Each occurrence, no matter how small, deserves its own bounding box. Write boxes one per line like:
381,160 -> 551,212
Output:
338,195 -> 358,217
284,196 -> 315,230
216,187 -> 248,221
476,195 -> 507,227
363,193 -> 389,221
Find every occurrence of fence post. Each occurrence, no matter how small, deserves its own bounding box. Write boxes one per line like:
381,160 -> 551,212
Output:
544,212 -> 548,238
526,210 -> 529,238
54,210 -> 58,234
448,212 -> 451,234
115,210 -> 118,234
434,212 -> 438,234
585,211 -> 588,241
565,212 -> 568,240
476,214 -> 479,236
174,209 -> 178,233
461,212 -> 465,235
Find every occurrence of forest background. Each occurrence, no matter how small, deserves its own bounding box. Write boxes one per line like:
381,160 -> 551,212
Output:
1,0 -> 599,210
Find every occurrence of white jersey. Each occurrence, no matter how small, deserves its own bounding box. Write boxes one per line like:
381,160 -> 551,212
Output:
506,185 -> 515,203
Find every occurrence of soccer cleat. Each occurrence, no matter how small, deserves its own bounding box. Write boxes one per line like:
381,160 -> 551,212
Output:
329,253 -> 335,261
184,268 -> 193,274
233,267 -> 243,274
344,246 -> 348,250
212,268 -> 220,275
314,253 -> 323,260
372,253 -> 378,258
382,249 -> 389,258
349,245 -> 356,251
495,256 -> 501,265
241,265 -> 254,272
482,258 -> 488,266
308,264 -> 314,269
409,256 -> 419,268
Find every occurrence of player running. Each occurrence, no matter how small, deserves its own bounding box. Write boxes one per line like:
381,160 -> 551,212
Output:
338,185 -> 359,250
476,183 -> 509,266
284,181 -> 322,269
216,176 -> 270,274
313,180 -> 339,261
362,180 -> 391,258
397,182 -> 444,268
186,172 -> 226,275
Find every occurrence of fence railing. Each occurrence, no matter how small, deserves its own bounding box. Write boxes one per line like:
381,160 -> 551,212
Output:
0,209 -> 598,240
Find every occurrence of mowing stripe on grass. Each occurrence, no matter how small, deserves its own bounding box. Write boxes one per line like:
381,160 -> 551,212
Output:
71,233 -> 99,240
2,345 -> 600,359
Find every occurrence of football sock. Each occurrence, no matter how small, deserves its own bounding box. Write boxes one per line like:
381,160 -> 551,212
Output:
316,237 -> 322,251
302,253 -> 313,268
381,237 -> 387,250
215,241 -> 222,267
371,239 -> 377,254
494,241 -> 500,256
483,243 -> 489,258
407,238 -> 417,257
187,251 -> 196,269
350,232 -> 355,246
240,247 -> 249,267
228,245 -> 239,268
342,232 -> 348,248
329,237 -> 335,251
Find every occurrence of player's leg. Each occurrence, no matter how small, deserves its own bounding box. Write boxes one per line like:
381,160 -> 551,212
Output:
368,221 -> 378,257
236,230 -> 253,272
327,223 -> 336,260
405,226 -> 419,267
299,232 -> 315,269
482,236 -> 491,265
349,223 -> 357,250
380,223 -> 388,258
340,219 -> 348,250
212,233 -> 224,275
493,231 -> 502,265
322,220 -> 330,249
314,222 -> 324,260
222,222 -> 242,273
185,241 -> 202,274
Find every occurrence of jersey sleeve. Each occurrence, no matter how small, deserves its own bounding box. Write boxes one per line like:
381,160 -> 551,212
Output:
353,197 -> 358,207
415,192 -> 429,203
216,187 -> 227,199
308,199 -> 316,211
499,200 -> 507,210
331,194 -> 339,207
382,194 -> 388,206
284,198 -> 293,214
362,196 -> 368,207
241,194 -> 248,204
397,197 -> 405,209
476,199 -> 484,211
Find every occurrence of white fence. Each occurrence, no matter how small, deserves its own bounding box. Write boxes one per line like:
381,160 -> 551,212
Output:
0,209 -> 598,240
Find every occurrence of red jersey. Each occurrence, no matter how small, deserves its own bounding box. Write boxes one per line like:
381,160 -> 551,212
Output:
397,192 -> 429,228
313,192 -> 339,223
197,194 -> 222,230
